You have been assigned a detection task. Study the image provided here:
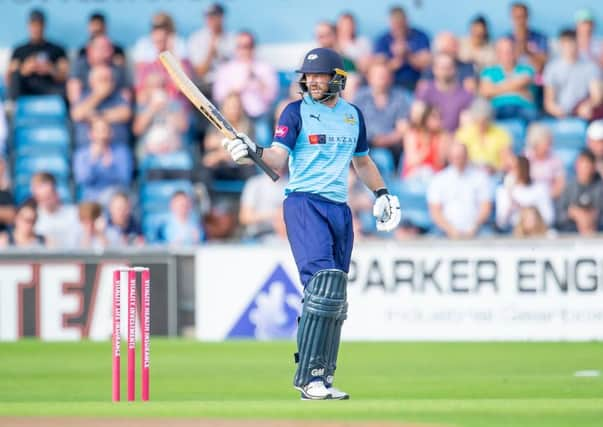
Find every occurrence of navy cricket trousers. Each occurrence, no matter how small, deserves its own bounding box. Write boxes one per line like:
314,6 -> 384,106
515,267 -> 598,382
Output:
283,192 -> 354,287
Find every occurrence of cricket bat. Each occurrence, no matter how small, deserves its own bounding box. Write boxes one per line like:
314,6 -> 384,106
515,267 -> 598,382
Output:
158,51 -> 279,182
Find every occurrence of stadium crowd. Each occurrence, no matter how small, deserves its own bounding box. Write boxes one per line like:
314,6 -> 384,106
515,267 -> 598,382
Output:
0,2 -> 603,248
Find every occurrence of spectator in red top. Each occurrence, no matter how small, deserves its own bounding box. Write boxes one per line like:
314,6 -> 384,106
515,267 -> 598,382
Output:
402,103 -> 449,180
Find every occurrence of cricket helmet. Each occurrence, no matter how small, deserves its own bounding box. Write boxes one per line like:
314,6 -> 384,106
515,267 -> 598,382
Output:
297,47 -> 347,98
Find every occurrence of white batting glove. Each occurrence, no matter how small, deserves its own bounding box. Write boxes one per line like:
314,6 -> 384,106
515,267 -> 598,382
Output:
221,133 -> 259,165
373,191 -> 401,232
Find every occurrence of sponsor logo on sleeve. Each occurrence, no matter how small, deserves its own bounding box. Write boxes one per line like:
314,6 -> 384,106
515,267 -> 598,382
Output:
274,125 -> 289,138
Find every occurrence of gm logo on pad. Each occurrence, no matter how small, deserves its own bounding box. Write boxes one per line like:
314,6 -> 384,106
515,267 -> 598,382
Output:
308,134 -> 327,144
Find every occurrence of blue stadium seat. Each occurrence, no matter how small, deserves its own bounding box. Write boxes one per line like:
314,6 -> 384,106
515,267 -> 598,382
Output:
14,95 -> 67,127
141,212 -> 171,243
211,179 -> 246,193
495,119 -> 526,154
254,117 -> 274,148
14,125 -> 70,156
401,89 -> 414,107
370,148 -> 395,179
555,147 -> 581,177
140,151 -> 194,171
391,179 -> 432,231
14,154 -> 70,179
140,180 -> 193,213
277,70 -> 295,98
537,118 -> 587,149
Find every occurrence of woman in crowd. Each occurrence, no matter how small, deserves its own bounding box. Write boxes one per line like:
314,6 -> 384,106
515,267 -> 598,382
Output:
402,103 -> 449,181
496,155 -> 554,231
0,201 -> 45,248
335,12 -> 372,74
524,123 -> 565,199
458,15 -> 496,71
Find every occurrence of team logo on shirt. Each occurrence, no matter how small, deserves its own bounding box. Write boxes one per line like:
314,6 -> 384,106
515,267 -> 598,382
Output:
343,114 -> 357,125
274,125 -> 289,138
308,134 -> 327,144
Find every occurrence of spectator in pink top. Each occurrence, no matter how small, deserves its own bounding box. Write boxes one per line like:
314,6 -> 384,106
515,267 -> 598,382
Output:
213,31 -> 278,119
524,123 -> 565,199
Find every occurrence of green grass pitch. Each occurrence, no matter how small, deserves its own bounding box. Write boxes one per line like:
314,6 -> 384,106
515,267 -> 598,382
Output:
0,340 -> 602,426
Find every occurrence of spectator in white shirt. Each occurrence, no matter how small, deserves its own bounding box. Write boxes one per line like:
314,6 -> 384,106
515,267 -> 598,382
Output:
187,3 -> 234,90
428,142 -> 493,238
132,12 -> 187,65
212,31 -> 278,119
335,12 -> 372,73
239,170 -> 287,240
496,155 -> 554,231
30,172 -> 78,248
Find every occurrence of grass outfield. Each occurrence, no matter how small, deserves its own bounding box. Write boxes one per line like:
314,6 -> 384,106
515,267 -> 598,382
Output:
0,340 -> 602,426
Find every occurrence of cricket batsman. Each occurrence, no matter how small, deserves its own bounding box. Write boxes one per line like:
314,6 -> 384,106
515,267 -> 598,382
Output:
223,47 -> 401,400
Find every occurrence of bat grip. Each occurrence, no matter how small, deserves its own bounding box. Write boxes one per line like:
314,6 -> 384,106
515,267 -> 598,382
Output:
247,148 -> 280,182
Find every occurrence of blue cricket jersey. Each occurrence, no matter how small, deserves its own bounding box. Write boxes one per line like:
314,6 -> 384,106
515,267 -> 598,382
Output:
272,94 -> 369,203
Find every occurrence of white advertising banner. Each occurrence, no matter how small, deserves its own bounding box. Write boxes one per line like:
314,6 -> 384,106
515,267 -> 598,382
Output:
195,240 -> 603,341
0,257 -> 175,341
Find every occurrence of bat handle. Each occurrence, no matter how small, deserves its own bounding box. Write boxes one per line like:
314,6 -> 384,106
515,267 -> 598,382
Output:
247,148 -> 280,182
